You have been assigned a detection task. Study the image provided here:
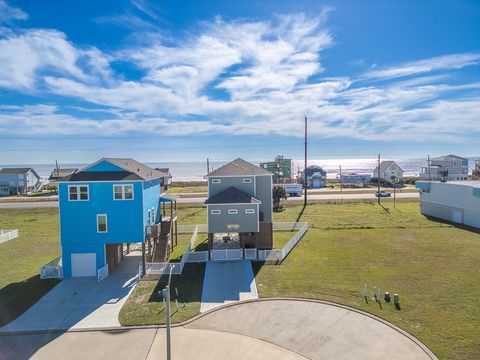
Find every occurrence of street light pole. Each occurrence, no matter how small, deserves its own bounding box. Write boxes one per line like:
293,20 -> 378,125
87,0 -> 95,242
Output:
166,264 -> 175,360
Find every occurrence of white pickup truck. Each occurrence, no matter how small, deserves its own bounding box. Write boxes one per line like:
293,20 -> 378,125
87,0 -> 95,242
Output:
277,183 -> 303,197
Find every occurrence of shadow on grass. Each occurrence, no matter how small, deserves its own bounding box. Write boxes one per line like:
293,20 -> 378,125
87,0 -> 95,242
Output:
424,215 -> 480,234
0,275 -> 59,327
295,203 -> 307,223
147,263 -> 205,305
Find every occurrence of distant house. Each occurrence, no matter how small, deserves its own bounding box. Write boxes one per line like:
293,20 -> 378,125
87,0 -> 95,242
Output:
421,155 -> 468,181
58,158 -> 177,278
340,173 -> 371,187
0,168 -> 41,196
205,158 -> 274,253
373,161 -> 404,182
416,180 -> 480,229
473,160 -> 480,177
154,168 -> 172,190
299,165 -> 327,188
260,155 -> 293,183
49,168 -> 78,181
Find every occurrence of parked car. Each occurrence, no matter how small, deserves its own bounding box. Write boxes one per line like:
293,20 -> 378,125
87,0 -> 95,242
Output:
375,190 -> 391,197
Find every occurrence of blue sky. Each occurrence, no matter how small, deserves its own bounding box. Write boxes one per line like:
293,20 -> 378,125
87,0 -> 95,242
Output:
0,0 -> 479,164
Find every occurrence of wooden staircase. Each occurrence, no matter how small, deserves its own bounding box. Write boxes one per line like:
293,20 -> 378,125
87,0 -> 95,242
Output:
152,219 -> 172,262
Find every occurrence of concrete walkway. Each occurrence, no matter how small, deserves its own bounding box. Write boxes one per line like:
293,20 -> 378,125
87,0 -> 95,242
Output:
1,253 -> 140,332
0,299 -> 437,360
200,260 -> 258,313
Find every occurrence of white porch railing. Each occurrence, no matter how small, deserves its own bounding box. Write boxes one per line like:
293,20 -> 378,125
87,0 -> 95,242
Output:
0,229 -> 19,244
40,256 -> 63,279
140,222 -> 308,277
144,225 -> 199,275
210,249 -> 243,261
97,264 -> 109,282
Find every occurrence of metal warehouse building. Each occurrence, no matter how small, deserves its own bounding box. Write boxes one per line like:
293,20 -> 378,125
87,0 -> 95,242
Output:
416,181 -> 480,228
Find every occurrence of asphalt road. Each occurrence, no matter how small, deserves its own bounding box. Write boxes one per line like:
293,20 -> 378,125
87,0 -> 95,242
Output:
0,192 -> 419,208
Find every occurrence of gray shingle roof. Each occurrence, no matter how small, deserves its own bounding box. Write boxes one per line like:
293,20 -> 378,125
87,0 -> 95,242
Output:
0,167 -> 33,174
375,161 -> 404,172
208,158 -> 273,177
49,168 -> 78,180
432,154 -> 467,161
104,158 -> 165,180
205,187 -> 262,204
62,171 -> 143,182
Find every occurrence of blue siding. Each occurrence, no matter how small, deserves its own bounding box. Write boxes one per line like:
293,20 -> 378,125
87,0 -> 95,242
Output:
59,181 -> 145,278
85,160 -> 125,172
142,179 -> 162,234
473,187 -> 480,197
416,181 -> 431,191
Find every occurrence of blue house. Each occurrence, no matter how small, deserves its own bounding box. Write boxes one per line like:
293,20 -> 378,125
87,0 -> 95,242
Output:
58,158 -> 177,278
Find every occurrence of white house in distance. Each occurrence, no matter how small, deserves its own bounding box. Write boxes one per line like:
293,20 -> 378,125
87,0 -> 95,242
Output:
372,161 -> 404,182
0,167 -> 41,196
340,173 -> 371,187
416,181 -> 480,229
420,155 -> 469,181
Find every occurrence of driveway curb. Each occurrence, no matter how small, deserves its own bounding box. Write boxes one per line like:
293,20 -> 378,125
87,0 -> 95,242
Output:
0,297 -> 438,359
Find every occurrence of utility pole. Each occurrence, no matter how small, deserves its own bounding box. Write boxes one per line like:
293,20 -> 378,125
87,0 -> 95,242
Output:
339,165 -> 342,192
427,155 -> 431,181
377,154 -> 381,205
165,265 -> 175,360
206,158 -> 210,175
304,115 -> 308,206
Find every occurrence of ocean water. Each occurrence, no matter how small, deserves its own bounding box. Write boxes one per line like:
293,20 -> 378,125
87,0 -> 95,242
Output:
1,157 -> 477,182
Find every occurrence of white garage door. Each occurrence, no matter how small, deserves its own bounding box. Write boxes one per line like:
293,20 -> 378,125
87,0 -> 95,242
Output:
452,209 -> 463,224
71,253 -> 97,277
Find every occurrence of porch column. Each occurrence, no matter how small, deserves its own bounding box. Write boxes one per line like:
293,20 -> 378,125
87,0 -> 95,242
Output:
208,233 -> 213,260
255,233 -> 259,260
174,221 -> 178,247
141,240 -> 146,276
240,234 -> 245,260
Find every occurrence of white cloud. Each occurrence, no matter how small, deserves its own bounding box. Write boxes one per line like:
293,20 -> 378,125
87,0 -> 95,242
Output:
365,53 -> 480,80
0,10 -> 479,145
0,1 -> 28,23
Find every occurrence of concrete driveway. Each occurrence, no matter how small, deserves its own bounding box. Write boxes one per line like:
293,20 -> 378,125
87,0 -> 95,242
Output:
200,260 -> 258,313
1,253 -> 140,332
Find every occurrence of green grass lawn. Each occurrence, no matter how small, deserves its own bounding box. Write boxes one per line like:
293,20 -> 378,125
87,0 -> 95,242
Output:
0,208 -> 61,326
119,263 -> 205,326
254,199 -> 480,360
165,185 -> 208,194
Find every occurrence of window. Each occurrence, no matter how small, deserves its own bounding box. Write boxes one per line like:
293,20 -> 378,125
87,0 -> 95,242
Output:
245,209 -> 255,214
69,185 -> 89,201
211,209 -> 221,215
150,207 -> 155,224
228,209 -> 238,215
243,178 -> 252,183
97,214 -> 107,233
113,184 -> 134,200
211,179 -> 221,184
147,209 -> 151,225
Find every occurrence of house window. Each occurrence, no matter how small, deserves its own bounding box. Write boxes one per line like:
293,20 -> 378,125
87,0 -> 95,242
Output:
245,209 -> 255,214
113,184 -> 134,200
69,185 -> 89,201
211,209 -> 221,215
228,209 -> 238,215
150,207 -> 155,224
97,214 -> 107,233
211,179 -> 221,184
243,178 -> 252,183
147,209 -> 151,225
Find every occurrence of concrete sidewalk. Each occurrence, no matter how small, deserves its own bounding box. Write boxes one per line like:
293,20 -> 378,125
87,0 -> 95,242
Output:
1,253 -> 140,332
200,260 -> 258,313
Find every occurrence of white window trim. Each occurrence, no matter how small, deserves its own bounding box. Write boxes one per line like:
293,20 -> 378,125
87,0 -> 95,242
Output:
211,209 -> 221,214
228,209 -> 238,215
245,209 -> 255,214
68,185 -> 89,201
243,178 -> 252,183
113,184 -> 134,201
97,214 -> 108,233
211,179 -> 221,184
